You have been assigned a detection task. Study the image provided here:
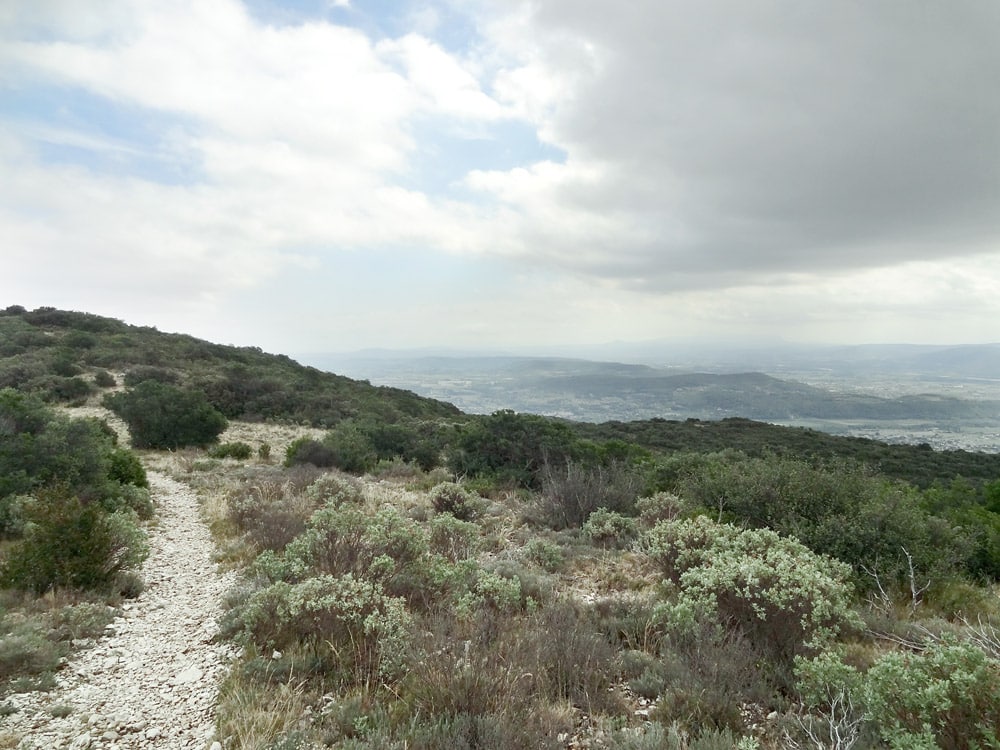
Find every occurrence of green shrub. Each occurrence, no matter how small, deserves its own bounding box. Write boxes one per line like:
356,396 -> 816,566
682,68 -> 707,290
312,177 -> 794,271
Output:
221,574 -> 412,683
0,486 -> 148,593
210,441 -> 254,460
104,381 -> 227,449
523,538 -> 565,572
46,376 -> 94,402
284,437 -> 335,468
582,508 -> 638,549
447,409 -> 579,489
304,473 -> 365,506
0,389 -> 125,500
253,502 -> 437,608
635,491 -> 684,526
93,370 -> 116,388
797,642 -> 1000,750
107,447 -> 147,488
866,641 -> 1000,750
48,601 -> 116,641
654,619 -> 771,733
0,620 -> 63,683
122,366 -> 179,386
463,569 -> 524,614
258,443 -> 271,461
321,422 -> 377,474
676,453 -> 968,590
643,517 -> 861,675
430,482 -> 484,521
428,514 -> 481,561
101,483 -> 154,520
0,494 -> 34,538
49,352 -> 81,377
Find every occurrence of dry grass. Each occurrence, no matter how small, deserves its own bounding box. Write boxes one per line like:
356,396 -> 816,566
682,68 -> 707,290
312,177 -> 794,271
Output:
215,665 -> 310,750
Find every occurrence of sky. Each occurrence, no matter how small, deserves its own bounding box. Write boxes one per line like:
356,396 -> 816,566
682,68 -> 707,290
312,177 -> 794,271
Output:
2,0 -> 999,358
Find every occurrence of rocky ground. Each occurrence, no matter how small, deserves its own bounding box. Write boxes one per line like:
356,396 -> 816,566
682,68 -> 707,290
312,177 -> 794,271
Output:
1,472 -> 237,750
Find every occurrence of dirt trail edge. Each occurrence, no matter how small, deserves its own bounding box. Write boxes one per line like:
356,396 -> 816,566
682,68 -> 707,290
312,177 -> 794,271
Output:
4,472 -> 238,750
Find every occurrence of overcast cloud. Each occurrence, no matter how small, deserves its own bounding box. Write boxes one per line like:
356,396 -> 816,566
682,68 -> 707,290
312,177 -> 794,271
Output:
1,0 -> 998,354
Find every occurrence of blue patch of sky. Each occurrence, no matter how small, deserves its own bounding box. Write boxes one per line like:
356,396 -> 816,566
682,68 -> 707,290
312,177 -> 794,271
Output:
242,0 -> 480,54
0,85 -> 203,184
402,117 -> 565,197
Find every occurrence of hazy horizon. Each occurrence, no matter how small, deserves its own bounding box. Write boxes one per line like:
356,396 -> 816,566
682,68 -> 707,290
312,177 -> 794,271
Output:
4,1 -> 999,355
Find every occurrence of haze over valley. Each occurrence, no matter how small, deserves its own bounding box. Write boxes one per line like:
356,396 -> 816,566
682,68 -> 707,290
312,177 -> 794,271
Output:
303,342 -> 1000,452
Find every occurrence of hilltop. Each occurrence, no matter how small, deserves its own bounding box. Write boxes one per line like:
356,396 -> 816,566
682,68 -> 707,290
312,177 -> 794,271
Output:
0,305 -> 461,427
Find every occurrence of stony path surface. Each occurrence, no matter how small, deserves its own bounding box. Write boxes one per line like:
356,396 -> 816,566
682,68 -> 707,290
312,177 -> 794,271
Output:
2,472 -> 237,749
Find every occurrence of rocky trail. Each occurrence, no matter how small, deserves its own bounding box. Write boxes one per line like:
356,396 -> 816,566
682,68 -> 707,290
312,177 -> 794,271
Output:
2,472 -> 237,749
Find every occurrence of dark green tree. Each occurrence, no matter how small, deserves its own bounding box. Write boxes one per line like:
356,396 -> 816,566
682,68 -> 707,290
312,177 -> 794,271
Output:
448,410 -> 578,489
104,381 -> 227,449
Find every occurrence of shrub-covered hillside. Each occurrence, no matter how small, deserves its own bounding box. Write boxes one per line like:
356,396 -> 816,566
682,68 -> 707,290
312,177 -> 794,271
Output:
4,306 -> 1000,747
0,306 -> 462,426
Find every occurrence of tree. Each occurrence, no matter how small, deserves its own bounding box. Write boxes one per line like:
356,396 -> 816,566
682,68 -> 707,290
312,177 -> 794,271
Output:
104,381 -> 227,449
448,410 -> 578,489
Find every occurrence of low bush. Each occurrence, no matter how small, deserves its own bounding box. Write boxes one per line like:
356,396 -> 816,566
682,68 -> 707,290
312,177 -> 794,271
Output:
635,491 -> 684,526
93,370 -> 116,388
428,513 -> 481,561
402,601 -> 617,738
303,473 -> 365,506
523,537 -> 565,572
122,366 -> 179,386
654,619 -> 771,732
284,438 -> 335,468
796,641 -> 1000,750
535,460 -> 643,529
0,388 -> 142,503
107,447 -> 148,488
0,486 -> 148,593
101,483 -> 154,520
46,375 -> 94,402
643,517 -> 861,679
226,479 -> 317,553
430,482 -> 484,521
210,442 -> 254,460
0,494 -> 34,538
582,508 -> 639,549
249,501 -> 449,610
0,620 -> 63,684
221,574 -> 412,684
321,422 -> 377,475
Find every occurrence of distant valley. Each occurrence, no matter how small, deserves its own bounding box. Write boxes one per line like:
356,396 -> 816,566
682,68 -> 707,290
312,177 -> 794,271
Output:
299,343 -> 1000,452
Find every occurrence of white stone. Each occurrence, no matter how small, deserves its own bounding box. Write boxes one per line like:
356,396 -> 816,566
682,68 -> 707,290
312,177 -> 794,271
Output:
172,665 -> 204,684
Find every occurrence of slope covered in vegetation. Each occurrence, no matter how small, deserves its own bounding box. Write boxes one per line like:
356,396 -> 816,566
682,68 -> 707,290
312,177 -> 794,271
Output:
3,306 -> 1000,748
0,305 -> 462,427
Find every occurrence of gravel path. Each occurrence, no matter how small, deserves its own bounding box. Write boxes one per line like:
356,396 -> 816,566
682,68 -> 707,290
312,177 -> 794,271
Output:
2,472 -> 237,749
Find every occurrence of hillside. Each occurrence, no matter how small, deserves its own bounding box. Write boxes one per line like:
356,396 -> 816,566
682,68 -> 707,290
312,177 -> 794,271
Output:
3,306 -> 1000,489
0,306 -> 462,427
5,308 -> 1000,748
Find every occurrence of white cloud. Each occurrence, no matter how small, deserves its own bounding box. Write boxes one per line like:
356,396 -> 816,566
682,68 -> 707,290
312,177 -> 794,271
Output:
2,0 -> 999,350
378,33 -> 508,121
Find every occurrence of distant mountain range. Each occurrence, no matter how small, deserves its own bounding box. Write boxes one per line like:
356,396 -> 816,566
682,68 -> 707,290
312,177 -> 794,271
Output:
299,346 -> 1000,450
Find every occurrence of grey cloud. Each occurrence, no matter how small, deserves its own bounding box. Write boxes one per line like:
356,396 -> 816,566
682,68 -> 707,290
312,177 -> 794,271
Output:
511,0 -> 1000,282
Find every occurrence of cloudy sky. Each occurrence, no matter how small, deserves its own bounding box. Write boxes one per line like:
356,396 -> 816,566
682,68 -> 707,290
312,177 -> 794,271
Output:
2,0 -> 999,357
